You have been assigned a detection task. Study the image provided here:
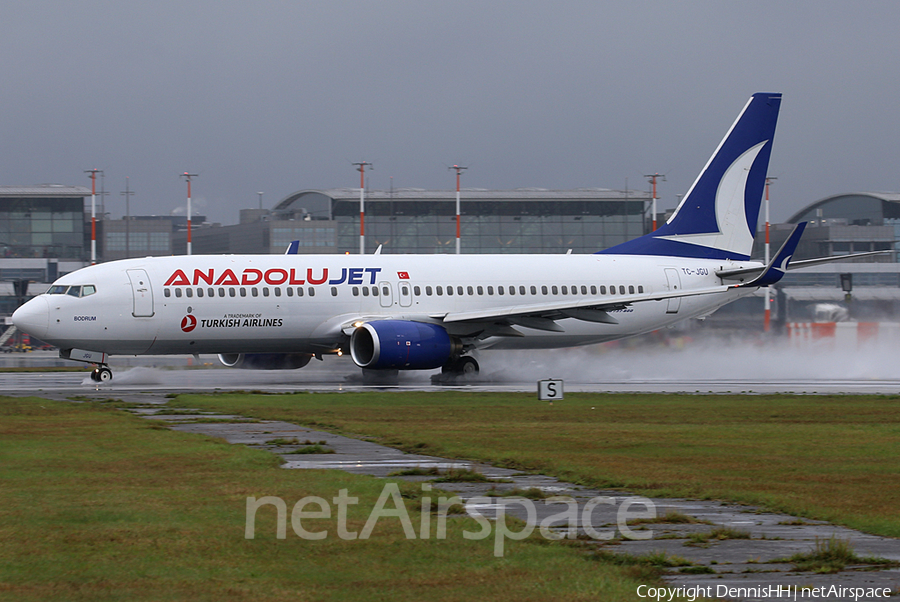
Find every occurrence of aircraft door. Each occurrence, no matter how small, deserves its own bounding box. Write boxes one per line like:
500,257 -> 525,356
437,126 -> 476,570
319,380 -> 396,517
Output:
664,268 -> 681,314
398,280 -> 413,307
378,281 -> 393,308
127,269 -> 155,317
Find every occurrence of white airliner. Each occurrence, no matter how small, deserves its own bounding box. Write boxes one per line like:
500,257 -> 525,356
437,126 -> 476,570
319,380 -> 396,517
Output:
12,92 -> 871,382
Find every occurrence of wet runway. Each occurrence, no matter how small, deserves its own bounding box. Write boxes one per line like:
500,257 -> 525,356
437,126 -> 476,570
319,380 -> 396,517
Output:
4,342 -> 900,395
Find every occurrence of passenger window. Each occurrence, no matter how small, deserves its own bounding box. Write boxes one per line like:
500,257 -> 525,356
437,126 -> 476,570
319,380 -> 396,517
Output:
352,287 -> 359,296
508,286 -> 515,295
363,286 -> 370,297
519,286 -> 526,295
175,288 -> 182,298
425,286 -> 432,296
551,286 -> 558,295
67,286 -> 81,297
457,286 -> 464,295
218,288 -> 225,297
600,285 -> 607,294
541,285 -> 548,295
530,286 -> 536,295
561,286 -> 568,295
186,288 -> 193,298
447,286 -> 453,296
477,286 -> 484,295
229,288 -> 236,297
609,285 -> 616,294
297,287 -> 304,297
372,286 -> 379,296
164,289 -> 171,298
251,288 -> 258,297
332,287 -> 338,296
581,285 -> 588,295
286,287 -> 293,297
638,285 -> 644,294
498,286 -> 504,295
263,288 -> 269,297
308,287 -> 315,297
590,285 -> 597,295
274,288 -> 281,297
628,285 -> 635,294
208,288 -> 214,297
436,286 -> 443,296
197,288 -> 204,298
382,286 -> 389,297
619,286 -> 626,295
240,288 -> 247,297
467,286 -> 474,295
487,286 -> 494,295
414,286 -> 421,296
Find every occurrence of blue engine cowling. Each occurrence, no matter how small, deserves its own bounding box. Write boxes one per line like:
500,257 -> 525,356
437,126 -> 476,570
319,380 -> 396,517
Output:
350,321 -> 457,370
217,353 -> 313,370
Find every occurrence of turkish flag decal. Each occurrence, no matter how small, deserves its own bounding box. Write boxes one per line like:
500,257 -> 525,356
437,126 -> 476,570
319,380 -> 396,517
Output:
397,271 -> 409,279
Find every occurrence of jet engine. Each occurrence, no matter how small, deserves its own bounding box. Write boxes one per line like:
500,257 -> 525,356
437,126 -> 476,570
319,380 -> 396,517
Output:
217,353 -> 313,370
350,320 -> 460,370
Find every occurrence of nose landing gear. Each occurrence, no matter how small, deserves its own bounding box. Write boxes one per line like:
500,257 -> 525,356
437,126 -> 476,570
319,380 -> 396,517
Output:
90,365 -> 113,382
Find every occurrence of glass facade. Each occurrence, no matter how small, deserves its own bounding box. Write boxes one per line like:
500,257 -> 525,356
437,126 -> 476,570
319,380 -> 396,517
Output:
0,198 -> 84,259
332,198 -> 646,254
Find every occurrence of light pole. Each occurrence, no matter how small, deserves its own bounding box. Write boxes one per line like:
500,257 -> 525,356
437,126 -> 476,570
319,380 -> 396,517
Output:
644,173 -> 665,232
121,178 -> 135,259
352,162 -> 372,254
84,168 -> 102,264
764,176 -> 776,332
181,172 -> 198,255
449,165 -> 467,254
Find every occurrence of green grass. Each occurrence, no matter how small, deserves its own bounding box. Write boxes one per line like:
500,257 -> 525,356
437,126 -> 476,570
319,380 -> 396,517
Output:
773,536 -> 898,574
0,396 -> 657,602
168,391 -> 900,537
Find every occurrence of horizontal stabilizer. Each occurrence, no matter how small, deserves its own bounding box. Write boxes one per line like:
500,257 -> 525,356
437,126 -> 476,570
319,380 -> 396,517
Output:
729,222 -> 805,288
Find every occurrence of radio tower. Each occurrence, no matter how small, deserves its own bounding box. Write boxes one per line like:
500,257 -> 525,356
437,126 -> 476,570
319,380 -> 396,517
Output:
449,165 -> 467,254
180,172 -> 198,255
352,162 -> 372,254
644,173 -> 665,231
84,168 -> 102,264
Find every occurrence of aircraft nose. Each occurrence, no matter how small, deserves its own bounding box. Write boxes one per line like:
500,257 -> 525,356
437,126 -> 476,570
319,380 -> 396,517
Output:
12,296 -> 49,340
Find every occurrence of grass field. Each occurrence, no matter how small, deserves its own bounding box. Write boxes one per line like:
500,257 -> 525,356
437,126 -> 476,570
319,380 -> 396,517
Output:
171,391 -> 900,538
0,395 -> 658,602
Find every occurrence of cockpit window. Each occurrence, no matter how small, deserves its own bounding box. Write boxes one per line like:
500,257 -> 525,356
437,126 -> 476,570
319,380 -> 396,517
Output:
48,284 -> 97,297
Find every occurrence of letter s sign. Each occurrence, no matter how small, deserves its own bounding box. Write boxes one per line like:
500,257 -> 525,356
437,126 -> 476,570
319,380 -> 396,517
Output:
538,379 -> 564,401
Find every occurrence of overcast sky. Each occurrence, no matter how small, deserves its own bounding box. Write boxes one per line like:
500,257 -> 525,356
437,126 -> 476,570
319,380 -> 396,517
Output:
2,1 -> 899,226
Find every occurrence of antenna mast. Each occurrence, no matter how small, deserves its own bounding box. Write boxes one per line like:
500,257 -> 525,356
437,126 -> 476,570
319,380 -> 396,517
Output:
449,165 -> 468,254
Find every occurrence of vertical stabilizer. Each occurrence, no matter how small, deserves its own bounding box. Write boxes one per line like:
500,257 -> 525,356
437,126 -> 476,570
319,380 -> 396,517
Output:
601,93 -> 781,260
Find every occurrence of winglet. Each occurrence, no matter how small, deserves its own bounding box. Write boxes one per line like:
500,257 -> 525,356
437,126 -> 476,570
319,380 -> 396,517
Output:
733,222 -> 806,288
285,240 -> 300,255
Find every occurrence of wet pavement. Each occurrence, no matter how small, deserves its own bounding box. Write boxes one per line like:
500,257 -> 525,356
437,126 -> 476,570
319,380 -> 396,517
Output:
42,390 -> 898,602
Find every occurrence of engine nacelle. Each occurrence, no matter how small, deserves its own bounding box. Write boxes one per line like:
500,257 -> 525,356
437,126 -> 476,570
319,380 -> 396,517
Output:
350,320 -> 458,370
217,353 -> 313,370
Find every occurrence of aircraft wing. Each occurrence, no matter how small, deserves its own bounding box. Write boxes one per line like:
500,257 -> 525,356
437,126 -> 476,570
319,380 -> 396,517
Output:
436,284 -> 731,331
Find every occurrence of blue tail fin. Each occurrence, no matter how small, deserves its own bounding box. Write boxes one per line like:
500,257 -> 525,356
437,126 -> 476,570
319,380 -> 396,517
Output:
600,93 -> 782,260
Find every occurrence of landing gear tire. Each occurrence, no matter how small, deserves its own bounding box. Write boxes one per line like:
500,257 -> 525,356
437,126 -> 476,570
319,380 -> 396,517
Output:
91,366 -> 113,382
440,356 -> 479,376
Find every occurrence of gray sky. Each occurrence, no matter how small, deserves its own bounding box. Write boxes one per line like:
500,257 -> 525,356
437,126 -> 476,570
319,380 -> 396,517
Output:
2,1 -> 899,226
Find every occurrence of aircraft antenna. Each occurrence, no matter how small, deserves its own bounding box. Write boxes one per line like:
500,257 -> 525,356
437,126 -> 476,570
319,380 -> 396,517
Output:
644,173 -> 666,232
449,165 -> 468,254
180,172 -> 199,255
352,162 -> 373,254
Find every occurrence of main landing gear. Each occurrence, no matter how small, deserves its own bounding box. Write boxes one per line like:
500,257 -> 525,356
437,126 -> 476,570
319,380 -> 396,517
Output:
90,365 -> 113,382
432,356 -> 480,385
